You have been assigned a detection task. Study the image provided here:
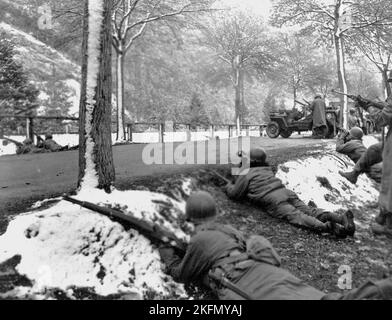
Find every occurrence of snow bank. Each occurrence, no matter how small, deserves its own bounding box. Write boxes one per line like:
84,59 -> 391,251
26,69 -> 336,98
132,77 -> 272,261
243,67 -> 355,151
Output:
0,188 -> 193,300
0,139 -> 17,156
276,151 -> 379,213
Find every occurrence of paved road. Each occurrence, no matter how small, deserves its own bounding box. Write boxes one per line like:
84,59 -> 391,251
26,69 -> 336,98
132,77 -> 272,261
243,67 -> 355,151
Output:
0,136 -> 328,213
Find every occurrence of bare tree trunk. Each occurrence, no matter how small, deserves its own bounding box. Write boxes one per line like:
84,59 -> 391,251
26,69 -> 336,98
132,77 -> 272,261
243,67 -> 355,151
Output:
78,0 -> 115,192
381,67 -> 391,97
115,51 -> 126,141
233,55 -> 241,135
334,1 -> 348,129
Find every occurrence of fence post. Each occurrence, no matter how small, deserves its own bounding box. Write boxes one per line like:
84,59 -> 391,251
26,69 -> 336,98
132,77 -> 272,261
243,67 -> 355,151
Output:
159,123 -> 164,143
245,125 -> 250,137
228,125 -> 232,138
210,125 -> 215,139
186,124 -> 191,142
127,124 -> 133,142
26,117 -> 34,142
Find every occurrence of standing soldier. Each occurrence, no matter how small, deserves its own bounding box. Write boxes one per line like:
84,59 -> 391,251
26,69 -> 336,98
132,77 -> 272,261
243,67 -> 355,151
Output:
310,95 -> 328,138
354,75 -> 392,237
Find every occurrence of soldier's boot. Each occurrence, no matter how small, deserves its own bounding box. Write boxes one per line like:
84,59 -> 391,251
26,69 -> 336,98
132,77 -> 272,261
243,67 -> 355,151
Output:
375,210 -> 387,226
339,170 -> 360,184
321,211 -> 355,237
326,221 -> 348,239
371,215 -> 392,239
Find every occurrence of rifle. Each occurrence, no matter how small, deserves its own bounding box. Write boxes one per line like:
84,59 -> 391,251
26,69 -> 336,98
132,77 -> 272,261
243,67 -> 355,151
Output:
2,136 -> 23,147
63,195 -> 253,300
331,89 -> 385,110
211,170 -> 231,184
63,195 -> 187,253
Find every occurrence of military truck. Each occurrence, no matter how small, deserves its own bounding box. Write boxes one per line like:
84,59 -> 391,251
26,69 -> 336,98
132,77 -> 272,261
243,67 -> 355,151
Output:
266,107 -> 339,139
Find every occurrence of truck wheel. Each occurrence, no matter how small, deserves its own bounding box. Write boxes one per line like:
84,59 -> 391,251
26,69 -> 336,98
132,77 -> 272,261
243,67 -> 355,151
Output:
280,130 -> 292,138
267,121 -> 280,138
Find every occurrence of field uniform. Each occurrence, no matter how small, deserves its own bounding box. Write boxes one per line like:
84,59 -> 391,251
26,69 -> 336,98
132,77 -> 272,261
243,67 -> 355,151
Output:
225,166 -> 345,234
162,222 -> 392,300
310,97 -> 327,131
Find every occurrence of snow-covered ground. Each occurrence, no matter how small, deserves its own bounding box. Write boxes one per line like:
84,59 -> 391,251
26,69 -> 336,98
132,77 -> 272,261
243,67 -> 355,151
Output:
0,186 -> 194,300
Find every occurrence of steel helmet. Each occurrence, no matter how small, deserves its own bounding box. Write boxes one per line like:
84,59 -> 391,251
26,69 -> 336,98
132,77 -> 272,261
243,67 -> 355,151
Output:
349,127 -> 364,140
249,148 -> 267,164
185,191 -> 217,222
45,132 -> 53,140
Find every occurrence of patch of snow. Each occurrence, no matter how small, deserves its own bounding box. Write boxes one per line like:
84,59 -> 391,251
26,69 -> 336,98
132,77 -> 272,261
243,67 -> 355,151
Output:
0,188 -> 191,299
0,139 -> 17,156
276,149 -> 379,212
363,135 -> 380,149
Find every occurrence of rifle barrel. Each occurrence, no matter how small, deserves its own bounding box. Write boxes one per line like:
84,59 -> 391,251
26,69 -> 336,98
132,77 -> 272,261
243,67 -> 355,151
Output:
63,196 -> 187,252
211,170 -> 231,184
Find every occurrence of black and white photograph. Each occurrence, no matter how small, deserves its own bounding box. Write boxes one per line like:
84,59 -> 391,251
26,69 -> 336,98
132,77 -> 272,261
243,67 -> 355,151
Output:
0,0 -> 391,304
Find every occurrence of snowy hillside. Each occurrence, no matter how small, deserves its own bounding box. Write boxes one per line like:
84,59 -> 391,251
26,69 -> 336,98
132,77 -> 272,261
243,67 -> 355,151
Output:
0,22 -> 81,116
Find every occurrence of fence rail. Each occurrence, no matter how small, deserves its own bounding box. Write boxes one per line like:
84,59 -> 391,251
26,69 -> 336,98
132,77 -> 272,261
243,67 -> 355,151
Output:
0,114 -> 267,143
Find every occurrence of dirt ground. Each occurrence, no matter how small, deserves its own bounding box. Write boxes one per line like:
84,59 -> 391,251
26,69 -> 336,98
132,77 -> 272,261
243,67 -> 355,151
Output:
1,143 -> 391,299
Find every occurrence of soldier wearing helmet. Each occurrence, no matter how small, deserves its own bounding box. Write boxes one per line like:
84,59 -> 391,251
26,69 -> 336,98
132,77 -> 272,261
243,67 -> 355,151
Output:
336,127 -> 367,163
159,191 -> 392,300
42,132 -> 63,152
225,148 -> 355,238
337,126 -> 383,185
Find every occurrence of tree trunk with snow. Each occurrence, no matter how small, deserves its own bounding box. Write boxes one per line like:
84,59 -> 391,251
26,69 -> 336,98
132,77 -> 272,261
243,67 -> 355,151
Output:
116,51 -> 126,141
334,1 -> 349,129
78,0 -> 115,193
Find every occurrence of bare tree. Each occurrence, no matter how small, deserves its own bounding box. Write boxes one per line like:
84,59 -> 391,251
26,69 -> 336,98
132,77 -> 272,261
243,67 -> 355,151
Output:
347,26 -> 392,97
111,0 -> 214,141
271,0 -> 392,128
204,13 -> 275,133
78,0 -> 115,192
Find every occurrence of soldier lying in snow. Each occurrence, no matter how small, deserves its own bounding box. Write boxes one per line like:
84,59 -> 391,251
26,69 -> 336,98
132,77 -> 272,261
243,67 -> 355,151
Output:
160,192 -> 392,300
225,148 -> 355,238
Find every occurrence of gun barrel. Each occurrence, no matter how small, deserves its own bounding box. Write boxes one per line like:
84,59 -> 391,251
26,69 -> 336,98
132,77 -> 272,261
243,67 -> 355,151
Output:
63,196 -> 187,252
295,100 -> 306,107
211,170 -> 231,184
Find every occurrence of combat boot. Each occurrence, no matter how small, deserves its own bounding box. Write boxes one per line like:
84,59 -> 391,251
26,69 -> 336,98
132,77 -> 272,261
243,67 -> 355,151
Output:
323,211 -> 355,237
326,222 -> 347,239
343,210 -> 355,237
375,210 -> 387,226
339,170 -> 360,184
371,215 -> 392,238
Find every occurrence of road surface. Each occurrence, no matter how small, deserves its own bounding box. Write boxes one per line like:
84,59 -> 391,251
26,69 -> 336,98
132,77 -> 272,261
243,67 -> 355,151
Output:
0,136 -> 328,214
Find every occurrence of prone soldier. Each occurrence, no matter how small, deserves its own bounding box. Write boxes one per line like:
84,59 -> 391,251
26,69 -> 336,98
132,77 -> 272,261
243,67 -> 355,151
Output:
159,191 -> 392,300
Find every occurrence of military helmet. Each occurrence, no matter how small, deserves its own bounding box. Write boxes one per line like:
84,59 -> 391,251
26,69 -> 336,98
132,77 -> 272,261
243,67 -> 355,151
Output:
249,148 -> 267,164
185,191 -> 217,222
45,132 -> 53,140
349,127 -> 364,140
23,138 -> 33,145
314,94 -> 323,99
